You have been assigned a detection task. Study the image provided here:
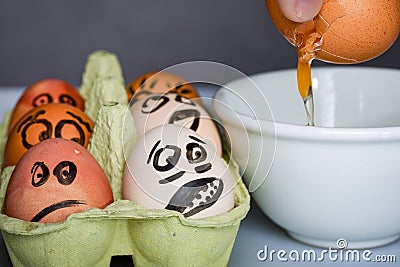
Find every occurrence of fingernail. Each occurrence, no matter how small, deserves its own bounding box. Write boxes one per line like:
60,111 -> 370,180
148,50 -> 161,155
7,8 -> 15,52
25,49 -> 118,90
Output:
294,0 -> 307,20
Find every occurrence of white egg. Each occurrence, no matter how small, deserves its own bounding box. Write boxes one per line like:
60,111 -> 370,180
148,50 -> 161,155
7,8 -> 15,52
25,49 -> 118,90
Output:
122,124 -> 234,219
129,92 -> 222,156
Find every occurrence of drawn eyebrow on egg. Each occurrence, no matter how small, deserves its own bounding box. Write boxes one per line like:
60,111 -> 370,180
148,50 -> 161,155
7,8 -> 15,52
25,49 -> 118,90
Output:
149,79 -> 158,89
16,109 -> 47,133
30,199 -> 86,222
139,77 -> 148,89
66,111 -> 93,133
188,135 -> 206,144
147,140 -> 161,164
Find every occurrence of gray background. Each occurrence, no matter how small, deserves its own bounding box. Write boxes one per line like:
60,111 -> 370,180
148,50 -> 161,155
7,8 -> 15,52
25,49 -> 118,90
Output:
0,0 -> 399,87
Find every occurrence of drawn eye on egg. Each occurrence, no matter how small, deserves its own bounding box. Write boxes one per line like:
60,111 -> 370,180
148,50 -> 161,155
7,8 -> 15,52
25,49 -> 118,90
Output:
146,134 -> 213,184
31,161 -> 77,187
32,93 -> 77,107
59,94 -> 77,106
16,108 -> 93,149
141,95 -> 170,113
32,93 -> 53,107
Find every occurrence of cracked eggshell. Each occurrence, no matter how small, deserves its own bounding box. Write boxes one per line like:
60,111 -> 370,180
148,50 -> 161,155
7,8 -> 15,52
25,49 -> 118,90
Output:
122,124 -> 234,219
4,138 -> 114,223
8,79 -> 84,133
3,103 -> 94,168
266,0 -> 400,63
130,92 -> 222,156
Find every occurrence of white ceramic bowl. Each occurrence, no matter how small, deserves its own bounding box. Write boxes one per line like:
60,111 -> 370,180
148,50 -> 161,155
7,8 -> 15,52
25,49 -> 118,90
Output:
212,67 -> 400,249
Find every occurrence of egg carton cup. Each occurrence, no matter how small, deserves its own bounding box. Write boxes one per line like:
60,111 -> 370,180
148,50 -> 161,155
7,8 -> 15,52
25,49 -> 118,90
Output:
0,50 -> 251,267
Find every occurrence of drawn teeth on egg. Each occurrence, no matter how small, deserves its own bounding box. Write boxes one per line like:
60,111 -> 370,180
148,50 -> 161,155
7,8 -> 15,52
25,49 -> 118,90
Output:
165,177 -> 223,217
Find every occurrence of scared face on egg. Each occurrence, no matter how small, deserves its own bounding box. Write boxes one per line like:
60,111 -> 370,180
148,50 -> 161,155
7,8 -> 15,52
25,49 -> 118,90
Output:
130,92 -> 222,156
4,138 -> 114,223
123,124 -> 234,219
3,103 -> 94,168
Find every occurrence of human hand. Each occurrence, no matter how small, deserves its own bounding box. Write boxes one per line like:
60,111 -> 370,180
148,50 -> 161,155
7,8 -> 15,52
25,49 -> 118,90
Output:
276,0 -> 323,22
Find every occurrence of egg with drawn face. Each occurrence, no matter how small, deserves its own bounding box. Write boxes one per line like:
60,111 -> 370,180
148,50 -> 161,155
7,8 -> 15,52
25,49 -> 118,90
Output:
3,103 -> 94,168
4,138 -> 114,223
130,92 -> 222,156
8,79 -> 85,133
126,71 -> 200,104
122,124 -> 234,219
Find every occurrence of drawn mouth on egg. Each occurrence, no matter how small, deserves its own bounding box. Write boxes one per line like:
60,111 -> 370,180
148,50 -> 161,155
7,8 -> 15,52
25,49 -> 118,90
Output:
31,199 -> 86,222
165,177 -> 223,218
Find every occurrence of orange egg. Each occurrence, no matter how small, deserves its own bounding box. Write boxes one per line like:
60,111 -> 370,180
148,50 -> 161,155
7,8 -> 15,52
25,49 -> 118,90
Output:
8,79 -> 85,133
265,0 -> 400,63
4,138 -> 113,223
126,71 -> 200,104
3,103 -> 94,168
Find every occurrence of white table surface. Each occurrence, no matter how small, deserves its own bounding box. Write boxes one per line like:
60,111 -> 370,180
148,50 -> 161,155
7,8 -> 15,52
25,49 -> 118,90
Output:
1,86 -> 399,266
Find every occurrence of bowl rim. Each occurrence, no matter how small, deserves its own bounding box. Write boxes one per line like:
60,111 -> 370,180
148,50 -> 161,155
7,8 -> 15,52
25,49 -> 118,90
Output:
213,66 -> 400,142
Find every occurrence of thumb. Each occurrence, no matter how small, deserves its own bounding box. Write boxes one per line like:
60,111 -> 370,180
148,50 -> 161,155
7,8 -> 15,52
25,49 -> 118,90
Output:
276,0 -> 323,22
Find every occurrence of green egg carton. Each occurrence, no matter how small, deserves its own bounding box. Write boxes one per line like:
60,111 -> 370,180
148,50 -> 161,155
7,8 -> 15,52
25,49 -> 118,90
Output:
0,51 -> 251,267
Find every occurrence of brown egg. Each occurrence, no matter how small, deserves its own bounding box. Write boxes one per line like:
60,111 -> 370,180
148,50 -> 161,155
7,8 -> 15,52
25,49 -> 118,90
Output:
126,71 -> 200,104
3,103 -> 94,168
8,79 -> 85,133
4,138 -> 113,223
266,0 -> 400,63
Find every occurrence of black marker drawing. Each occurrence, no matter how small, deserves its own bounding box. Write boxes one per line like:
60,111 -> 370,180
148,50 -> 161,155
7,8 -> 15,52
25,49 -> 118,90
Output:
55,119 -> 86,146
186,142 -> 207,163
149,79 -> 158,89
53,161 -> 77,185
31,200 -> 86,222
170,84 -> 195,97
141,95 -> 170,113
174,94 -> 195,106
31,162 -> 50,187
152,144 -> 181,172
65,111 -> 93,133
168,109 -> 200,132
165,177 -> 223,217
188,135 -> 206,144
147,135 -> 213,184
30,161 -> 83,222
32,93 -> 53,107
158,170 -> 185,184
17,109 -> 92,149
18,109 -> 52,149
147,140 -> 161,164
59,94 -> 77,106
194,163 -> 212,173
31,161 -> 77,187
